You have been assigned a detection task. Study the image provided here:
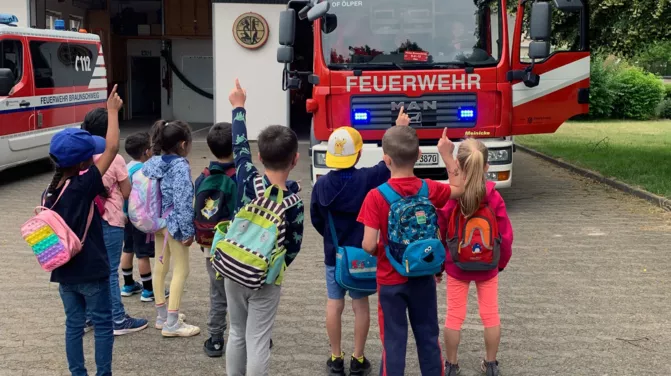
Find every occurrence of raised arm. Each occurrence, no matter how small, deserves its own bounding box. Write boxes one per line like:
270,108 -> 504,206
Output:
437,128 -> 464,199
94,85 -> 122,176
229,79 -> 258,208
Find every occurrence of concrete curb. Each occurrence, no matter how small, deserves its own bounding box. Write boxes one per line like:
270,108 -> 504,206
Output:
515,144 -> 671,212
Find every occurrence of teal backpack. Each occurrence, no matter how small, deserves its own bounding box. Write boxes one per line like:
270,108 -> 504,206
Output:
378,180 -> 445,277
212,175 -> 300,290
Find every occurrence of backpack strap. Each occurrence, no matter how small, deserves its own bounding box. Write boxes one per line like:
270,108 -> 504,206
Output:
417,180 -> 429,198
128,163 -> 143,183
281,192 -> 300,210
326,211 -> 339,248
377,183 -> 402,205
80,203 -> 96,244
253,175 -> 266,197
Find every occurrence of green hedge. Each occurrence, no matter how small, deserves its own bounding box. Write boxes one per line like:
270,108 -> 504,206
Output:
588,58 -> 666,120
658,99 -> 671,119
665,83 -> 671,100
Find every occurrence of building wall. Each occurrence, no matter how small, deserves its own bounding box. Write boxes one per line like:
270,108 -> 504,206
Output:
32,0 -> 87,29
5,0 -> 30,27
213,3 -> 288,140
172,39 -> 214,124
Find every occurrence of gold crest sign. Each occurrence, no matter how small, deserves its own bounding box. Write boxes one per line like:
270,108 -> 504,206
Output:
233,13 -> 269,49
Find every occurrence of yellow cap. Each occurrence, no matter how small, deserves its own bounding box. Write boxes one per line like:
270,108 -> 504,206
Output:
325,127 -> 363,169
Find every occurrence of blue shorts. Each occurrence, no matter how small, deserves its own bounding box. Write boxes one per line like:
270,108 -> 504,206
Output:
325,265 -> 375,300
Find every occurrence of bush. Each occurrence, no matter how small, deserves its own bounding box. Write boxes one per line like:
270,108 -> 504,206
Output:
610,66 -> 665,120
665,83 -> 671,100
658,99 -> 671,119
588,57 -> 617,118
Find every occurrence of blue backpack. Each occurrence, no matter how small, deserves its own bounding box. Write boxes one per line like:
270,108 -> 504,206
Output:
328,212 -> 377,293
378,180 -> 445,277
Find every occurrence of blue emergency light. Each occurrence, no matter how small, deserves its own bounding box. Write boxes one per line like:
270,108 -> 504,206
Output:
54,19 -> 65,30
0,14 -> 19,26
457,107 -> 476,121
352,110 -> 370,125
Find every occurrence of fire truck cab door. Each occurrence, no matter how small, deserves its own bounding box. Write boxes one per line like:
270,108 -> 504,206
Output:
510,1 -> 590,136
0,35 -> 36,164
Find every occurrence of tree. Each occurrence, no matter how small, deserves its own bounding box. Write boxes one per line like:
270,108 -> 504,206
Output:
508,0 -> 671,58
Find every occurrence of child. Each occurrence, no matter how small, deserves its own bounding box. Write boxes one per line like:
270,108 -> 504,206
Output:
226,79 -> 303,375
310,125 -> 392,376
439,139 -> 513,376
119,132 -> 159,302
142,120 -> 199,337
357,124 -> 464,376
194,122 -> 236,357
81,108 -> 148,335
45,87 -> 121,375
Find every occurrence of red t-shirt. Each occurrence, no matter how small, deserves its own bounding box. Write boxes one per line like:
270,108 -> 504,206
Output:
357,177 -> 453,285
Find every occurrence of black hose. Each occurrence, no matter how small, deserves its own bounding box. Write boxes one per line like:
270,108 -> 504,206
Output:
160,50 -> 213,100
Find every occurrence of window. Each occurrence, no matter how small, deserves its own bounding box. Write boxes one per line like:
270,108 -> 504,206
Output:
46,11 -> 62,30
0,40 -> 23,85
70,16 -> 83,31
516,2 -> 584,63
30,41 -> 97,88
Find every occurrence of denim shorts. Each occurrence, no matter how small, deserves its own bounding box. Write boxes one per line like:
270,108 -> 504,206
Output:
325,265 -> 375,300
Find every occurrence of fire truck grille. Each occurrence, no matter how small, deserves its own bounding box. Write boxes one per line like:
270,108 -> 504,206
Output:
351,94 -> 477,129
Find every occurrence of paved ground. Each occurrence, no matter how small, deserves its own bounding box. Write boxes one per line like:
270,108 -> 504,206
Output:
0,131 -> 670,376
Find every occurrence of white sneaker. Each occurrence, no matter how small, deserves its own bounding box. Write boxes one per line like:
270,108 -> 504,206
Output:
161,320 -> 201,338
155,313 -> 186,330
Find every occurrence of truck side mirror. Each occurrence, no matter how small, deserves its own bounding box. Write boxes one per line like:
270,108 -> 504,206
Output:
553,0 -> 583,12
528,41 -> 551,60
529,2 -> 551,41
277,45 -> 294,64
321,13 -> 337,34
0,68 -> 16,96
279,9 -> 296,46
307,1 -> 330,22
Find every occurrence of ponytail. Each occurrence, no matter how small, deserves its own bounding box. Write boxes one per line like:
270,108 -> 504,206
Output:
456,139 -> 488,218
46,168 -> 63,197
150,119 -> 192,156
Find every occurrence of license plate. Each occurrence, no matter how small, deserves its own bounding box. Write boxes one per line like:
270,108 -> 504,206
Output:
416,153 -> 439,166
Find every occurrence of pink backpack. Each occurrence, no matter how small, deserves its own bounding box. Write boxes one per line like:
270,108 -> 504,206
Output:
21,180 -> 95,272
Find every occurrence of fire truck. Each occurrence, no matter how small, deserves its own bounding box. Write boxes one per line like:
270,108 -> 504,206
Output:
277,0 -> 590,187
0,15 -> 106,172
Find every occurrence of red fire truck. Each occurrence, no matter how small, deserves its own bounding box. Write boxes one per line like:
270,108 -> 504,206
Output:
0,15 -> 107,172
278,0 -> 590,187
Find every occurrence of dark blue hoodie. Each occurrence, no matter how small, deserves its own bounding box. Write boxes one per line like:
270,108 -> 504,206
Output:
310,161 -> 390,266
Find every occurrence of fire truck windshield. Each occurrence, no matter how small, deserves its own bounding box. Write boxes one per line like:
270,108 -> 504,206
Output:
323,0 -> 501,70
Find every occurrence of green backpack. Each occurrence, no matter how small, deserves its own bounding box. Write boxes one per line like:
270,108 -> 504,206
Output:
193,165 -> 237,247
211,175 -> 300,290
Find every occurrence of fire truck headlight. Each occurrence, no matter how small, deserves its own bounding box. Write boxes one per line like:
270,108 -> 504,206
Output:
314,151 -> 327,168
488,147 -> 512,165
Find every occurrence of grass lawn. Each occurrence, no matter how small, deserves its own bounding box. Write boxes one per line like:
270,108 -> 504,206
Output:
517,120 -> 671,198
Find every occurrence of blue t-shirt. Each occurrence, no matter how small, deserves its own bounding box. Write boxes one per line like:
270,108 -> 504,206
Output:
45,166 -> 110,285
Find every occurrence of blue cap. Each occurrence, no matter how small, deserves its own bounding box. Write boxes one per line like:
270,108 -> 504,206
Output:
50,128 -> 105,168
92,136 -> 107,155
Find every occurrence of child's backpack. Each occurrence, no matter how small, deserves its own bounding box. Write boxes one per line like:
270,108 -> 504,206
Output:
194,165 -> 237,247
446,202 -> 501,271
378,180 -> 445,277
123,162 -> 144,216
329,212 -> 377,293
21,180 -> 95,272
212,175 -> 300,290
127,168 -> 170,234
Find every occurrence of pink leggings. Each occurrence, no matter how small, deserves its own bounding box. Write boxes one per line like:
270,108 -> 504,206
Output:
445,275 -> 500,330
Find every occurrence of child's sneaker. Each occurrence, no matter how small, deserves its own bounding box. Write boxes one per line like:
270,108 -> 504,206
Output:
203,337 -> 225,357
120,282 -> 143,297
154,313 -> 187,330
113,315 -> 148,336
140,289 -> 170,302
481,360 -> 499,376
445,360 -> 461,376
349,356 -> 372,376
161,319 -> 200,337
326,353 -> 345,376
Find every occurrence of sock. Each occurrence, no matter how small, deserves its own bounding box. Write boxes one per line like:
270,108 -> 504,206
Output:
167,310 -> 179,326
331,352 -> 344,361
156,303 -> 167,320
122,267 -> 134,286
353,355 -> 365,363
140,272 -> 153,291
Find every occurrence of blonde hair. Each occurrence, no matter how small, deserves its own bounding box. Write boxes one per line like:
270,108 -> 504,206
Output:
457,138 -> 488,217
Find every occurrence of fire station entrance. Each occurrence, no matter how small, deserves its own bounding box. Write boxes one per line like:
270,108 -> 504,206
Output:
288,4 -> 314,140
